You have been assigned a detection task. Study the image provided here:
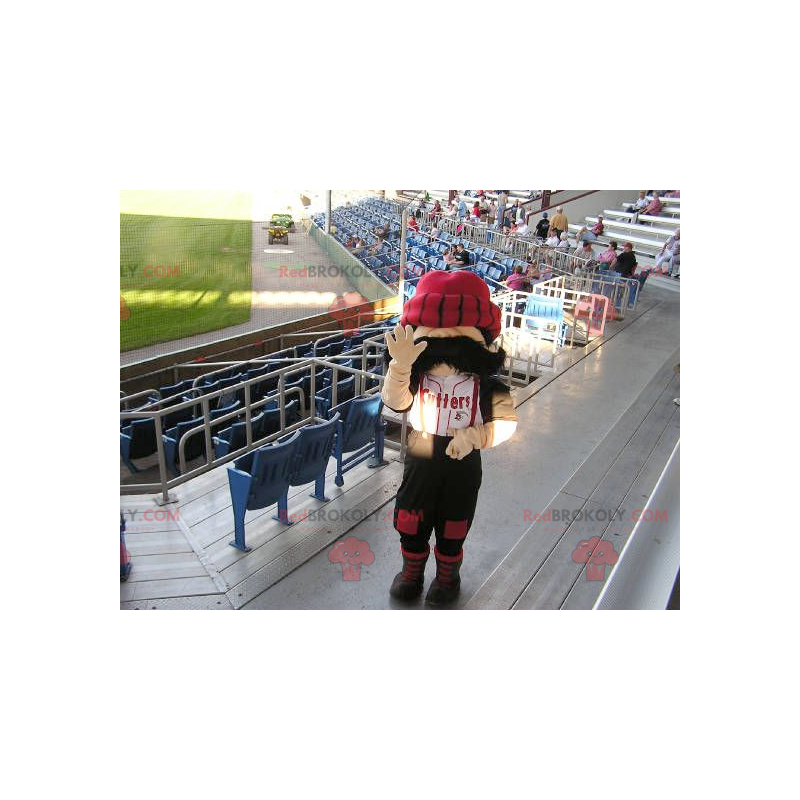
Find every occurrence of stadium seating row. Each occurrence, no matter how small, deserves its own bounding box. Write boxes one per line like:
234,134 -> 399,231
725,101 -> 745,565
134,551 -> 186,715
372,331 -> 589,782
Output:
121,318 -> 398,478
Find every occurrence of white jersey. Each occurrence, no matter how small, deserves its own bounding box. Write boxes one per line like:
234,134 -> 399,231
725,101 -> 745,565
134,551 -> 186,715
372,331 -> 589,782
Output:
410,373 -> 483,436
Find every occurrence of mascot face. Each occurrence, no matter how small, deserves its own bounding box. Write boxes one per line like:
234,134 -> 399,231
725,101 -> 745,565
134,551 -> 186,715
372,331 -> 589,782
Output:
410,325 -> 504,380
392,271 -> 506,389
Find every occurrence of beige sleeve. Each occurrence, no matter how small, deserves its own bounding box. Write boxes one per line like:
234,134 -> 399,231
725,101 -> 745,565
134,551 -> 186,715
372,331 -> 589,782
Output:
381,359 -> 415,413
449,390 -> 518,450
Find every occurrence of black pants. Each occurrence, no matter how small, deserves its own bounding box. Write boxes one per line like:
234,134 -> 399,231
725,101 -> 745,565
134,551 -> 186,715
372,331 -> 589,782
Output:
393,436 -> 482,557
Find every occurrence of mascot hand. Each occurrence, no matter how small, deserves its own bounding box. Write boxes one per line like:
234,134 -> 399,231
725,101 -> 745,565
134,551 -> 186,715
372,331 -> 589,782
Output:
445,428 -> 475,460
385,324 -> 427,368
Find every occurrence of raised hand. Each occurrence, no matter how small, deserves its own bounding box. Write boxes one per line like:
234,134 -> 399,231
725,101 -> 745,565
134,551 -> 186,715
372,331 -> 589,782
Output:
384,324 -> 428,368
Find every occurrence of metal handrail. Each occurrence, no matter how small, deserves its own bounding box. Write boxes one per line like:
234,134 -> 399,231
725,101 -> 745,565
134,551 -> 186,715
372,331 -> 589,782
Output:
121,356 -> 391,503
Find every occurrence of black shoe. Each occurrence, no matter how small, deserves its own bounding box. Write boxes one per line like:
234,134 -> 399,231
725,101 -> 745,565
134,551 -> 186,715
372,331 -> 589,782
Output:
424,577 -> 461,606
424,547 -> 463,607
389,546 -> 429,600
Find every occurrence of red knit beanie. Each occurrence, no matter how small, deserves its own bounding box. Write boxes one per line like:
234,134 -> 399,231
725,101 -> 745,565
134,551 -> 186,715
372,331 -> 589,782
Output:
400,271 -> 501,341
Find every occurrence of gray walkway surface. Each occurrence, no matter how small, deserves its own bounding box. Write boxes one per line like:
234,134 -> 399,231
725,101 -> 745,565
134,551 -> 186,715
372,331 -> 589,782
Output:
120,281 -> 680,610
120,221 -> 357,367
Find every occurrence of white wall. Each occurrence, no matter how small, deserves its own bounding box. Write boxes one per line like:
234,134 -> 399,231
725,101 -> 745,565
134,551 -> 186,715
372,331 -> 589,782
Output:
526,190 -> 640,227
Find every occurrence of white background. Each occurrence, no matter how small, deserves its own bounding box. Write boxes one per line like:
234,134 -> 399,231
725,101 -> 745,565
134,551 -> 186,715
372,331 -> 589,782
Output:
1,1 -> 794,798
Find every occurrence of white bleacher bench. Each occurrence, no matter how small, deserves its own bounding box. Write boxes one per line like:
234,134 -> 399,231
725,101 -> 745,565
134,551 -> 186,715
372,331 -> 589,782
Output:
621,202 -> 681,217
604,209 -> 680,227
567,228 -> 664,257
582,217 -> 676,240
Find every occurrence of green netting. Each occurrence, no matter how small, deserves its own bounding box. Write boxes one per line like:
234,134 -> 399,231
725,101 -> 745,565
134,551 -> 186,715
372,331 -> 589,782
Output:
309,223 -> 395,303
120,214 -> 252,352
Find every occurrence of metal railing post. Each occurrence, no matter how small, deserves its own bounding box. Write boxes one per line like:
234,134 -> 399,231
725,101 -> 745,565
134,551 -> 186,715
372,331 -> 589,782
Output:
152,409 -> 176,506
399,207 -> 408,312
325,190 -> 332,235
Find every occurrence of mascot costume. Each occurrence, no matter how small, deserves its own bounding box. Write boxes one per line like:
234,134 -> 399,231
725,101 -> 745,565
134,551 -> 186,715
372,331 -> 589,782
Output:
382,271 -> 518,606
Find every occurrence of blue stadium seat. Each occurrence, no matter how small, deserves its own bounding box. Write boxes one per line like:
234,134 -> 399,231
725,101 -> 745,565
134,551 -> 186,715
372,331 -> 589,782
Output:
315,339 -> 345,358
216,374 -> 246,407
330,395 -> 387,487
120,418 -> 158,473
278,413 -> 340,515
161,396 -> 196,429
162,400 -> 241,476
246,363 -> 270,380
524,295 -> 568,348
315,374 -> 356,417
159,379 -> 195,398
227,432 -> 303,551
213,399 -> 300,459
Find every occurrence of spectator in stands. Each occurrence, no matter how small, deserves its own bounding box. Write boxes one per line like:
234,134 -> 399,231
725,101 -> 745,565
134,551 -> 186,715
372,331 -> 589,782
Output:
369,237 -> 384,256
545,230 -> 560,249
535,212 -> 550,239
591,215 -> 604,238
429,225 -> 440,241
376,221 -> 390,238
512,199 -> 524,223
516,220 -> 530,236
631,192 -> 662,224
487,200 -> 497,227
556,232 -> 570,251
641,193 -> 662,218
572,240 -> 595,273
597,241 -> 619,269
497,191 -> 508,228
576,226 -> 592,243
353,238 -> 366,256
458,198 -> 468,219
665,190 -> 680,198
479,195 -> 489,221
431,199 -> 442,218
549,206 -> 569,240
471,200 -> 481,220
454,244 -> 471,267
615,242 -> 638,278
345,235 -> 356,251
443,248 -> 457,268
632,190 -> 649,211
505,265 -> 532,293
408,215 -> 419,233
655,229 -> 680,274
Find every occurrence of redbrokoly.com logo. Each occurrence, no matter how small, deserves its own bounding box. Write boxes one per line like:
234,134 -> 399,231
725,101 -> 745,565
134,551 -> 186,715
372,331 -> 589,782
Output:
328,536 -> 375,581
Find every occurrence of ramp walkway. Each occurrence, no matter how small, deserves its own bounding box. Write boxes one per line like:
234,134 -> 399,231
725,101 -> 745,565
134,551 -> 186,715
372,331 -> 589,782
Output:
240,286 -> 680,610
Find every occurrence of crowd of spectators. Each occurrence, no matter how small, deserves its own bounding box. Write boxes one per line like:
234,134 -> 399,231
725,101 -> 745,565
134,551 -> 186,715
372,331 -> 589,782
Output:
407,189 -> 680,283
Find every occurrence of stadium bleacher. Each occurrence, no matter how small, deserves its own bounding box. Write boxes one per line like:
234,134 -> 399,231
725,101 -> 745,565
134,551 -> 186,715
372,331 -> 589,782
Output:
567,194 -> 681,268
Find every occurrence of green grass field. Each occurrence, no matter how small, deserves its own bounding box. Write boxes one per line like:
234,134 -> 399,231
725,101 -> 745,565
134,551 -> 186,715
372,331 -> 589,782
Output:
120,191 -> 253,352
